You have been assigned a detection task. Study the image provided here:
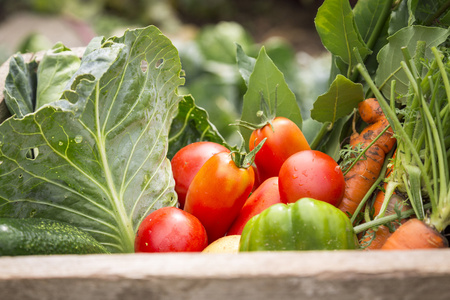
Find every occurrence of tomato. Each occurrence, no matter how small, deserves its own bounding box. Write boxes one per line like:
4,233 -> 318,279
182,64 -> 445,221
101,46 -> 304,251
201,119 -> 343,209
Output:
251,164 -> 263,191
249,116 -> 310,181
239,198 -> 358,251
278,150 -> 345,207
227,177 -> 282,235
184,151 -> 255,242
171,141 -> 229,209
134,207 -> 208,253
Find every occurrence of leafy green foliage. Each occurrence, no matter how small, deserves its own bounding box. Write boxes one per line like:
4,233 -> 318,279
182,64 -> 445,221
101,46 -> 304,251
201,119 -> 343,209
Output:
239,47 -> 302,148
35,42 -> 81,109
0,26 -> 184,253
375,25 -> 450,102
410,0 -> 450,26
311,74 -> 364,124
315,0 -> 371,72
4,55 -> 37,118
353,0 -> 391,43
168,95 -> 227,159
236,43 -> 256,87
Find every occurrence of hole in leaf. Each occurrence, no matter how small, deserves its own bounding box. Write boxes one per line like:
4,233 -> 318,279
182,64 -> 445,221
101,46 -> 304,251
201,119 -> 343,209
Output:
140,60 -> 148,73
156,58 -> 164,69
26,147 -> 39,160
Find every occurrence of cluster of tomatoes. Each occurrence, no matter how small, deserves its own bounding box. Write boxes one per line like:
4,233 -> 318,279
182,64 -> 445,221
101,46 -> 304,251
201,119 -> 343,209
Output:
134,117 -> 346,253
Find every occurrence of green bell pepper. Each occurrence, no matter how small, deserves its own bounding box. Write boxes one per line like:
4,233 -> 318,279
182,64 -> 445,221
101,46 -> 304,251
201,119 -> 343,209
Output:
239,198 -> 359,251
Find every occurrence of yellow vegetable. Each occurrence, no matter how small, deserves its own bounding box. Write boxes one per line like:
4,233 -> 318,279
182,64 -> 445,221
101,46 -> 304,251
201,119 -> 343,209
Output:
202,235 -> 240,253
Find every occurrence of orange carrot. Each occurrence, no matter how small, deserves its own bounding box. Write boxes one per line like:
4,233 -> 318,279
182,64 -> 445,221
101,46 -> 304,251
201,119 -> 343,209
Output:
357,97 -> 385,124
338,98 -> 396,217
360,225 -> 392,250
381,218 -> 448,250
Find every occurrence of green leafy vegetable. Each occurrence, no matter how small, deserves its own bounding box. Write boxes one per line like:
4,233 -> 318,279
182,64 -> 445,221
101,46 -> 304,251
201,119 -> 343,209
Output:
0,26 -> 184,253
35,42 -> 81,109
4,55 -> 37,118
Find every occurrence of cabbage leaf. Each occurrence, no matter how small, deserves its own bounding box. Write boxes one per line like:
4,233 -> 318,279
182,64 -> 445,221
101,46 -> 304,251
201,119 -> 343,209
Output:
0,26 -> 184,253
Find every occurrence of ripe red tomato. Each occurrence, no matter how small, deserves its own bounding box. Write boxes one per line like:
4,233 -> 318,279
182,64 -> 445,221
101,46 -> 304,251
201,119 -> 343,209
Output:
171,142 -> 229,209
278,150 -> 345,207
227,177 -> 282,235
184,152 -> 255,242
249,116 -> 310,182
134,207 -> 208,253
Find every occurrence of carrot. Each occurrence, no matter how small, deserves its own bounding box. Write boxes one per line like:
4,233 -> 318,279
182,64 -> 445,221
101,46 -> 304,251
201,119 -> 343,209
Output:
357,97 -> 385,124
338,98 -> 396,217
360,225 -> 392,250
355,48 -> 450,251
381,218 -> 448,250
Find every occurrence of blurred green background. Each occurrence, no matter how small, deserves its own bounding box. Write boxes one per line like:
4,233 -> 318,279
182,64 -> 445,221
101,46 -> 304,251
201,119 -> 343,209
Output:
0,0 -> 331,144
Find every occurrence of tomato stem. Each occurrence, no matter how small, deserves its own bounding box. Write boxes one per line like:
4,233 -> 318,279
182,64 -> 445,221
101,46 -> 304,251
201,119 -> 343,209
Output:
231,137 -> 266,169
231,87 -> 279,132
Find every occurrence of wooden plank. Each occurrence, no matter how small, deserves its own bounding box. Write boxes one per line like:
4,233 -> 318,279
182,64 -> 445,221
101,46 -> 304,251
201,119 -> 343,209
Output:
0,250 -> 450,300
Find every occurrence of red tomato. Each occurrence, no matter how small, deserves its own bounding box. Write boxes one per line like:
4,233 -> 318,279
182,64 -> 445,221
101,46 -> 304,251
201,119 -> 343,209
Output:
184,152 -> 255,242
278,150 -> 345,207
134,207 -> 208,253
227,177 -> 282,235
249,116 -> 310,182
171,142 -> 229,209
251,164 -> 263,191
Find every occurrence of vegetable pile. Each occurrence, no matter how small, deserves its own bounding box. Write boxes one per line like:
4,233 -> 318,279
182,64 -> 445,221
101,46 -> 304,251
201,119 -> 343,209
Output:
0,0 -> 449,256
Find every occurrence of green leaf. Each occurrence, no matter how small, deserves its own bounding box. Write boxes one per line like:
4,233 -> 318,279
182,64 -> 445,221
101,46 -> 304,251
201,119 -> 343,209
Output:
353,0 -> 391,43
410,0 -> 450,27
375,25 -> 450,102
315,0 -> 371,69
35,42 -> 81,109
319,115 -> 352,161
4,54 -> 38,118
388,0 -> 409,36
56,42 -> 126,116
311,74 -> 364,124
240,47 -> 302,148
302,118 -> 324,145
168,94 -> 228,159
236,43 -> 256,87
0,26 -> 184,253
441,8 -> 450,26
